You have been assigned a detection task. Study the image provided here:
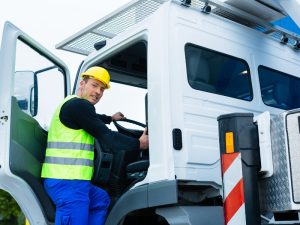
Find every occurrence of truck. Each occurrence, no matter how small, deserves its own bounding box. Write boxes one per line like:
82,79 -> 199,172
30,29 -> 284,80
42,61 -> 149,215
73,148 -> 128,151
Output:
1,0 -> 300,224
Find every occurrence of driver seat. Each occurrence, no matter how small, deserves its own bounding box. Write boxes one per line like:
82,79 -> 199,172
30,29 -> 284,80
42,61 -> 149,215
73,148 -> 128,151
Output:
92,139 -> 113,186
103,148 -> 141,204
126,160 -> 149,180
92,136 -> 142,203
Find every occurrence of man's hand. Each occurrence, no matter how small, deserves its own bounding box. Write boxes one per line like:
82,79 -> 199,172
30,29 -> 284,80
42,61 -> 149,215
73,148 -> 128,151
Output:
139,128 -> 149,150
112,112 -> 125,121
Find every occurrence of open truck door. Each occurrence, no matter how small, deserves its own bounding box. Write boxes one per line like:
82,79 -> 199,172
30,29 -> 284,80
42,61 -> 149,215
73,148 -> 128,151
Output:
0,22 -> 71,225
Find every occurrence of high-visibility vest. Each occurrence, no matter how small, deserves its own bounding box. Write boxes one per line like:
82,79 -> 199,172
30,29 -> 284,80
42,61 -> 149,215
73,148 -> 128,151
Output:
41,95 -> 94,180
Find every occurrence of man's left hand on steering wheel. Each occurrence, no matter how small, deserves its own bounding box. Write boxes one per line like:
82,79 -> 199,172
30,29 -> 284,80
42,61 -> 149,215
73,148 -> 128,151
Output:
113,118 -> 146,138
112,112 -> 126,121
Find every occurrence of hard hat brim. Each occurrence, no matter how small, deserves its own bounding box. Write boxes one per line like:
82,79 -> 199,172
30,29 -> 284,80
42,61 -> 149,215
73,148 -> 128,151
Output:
81,74 -> 110,89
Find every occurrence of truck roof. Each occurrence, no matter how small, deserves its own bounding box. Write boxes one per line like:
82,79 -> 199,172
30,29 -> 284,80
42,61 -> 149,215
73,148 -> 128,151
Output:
55,0 -> 168,56
56,0 -> 300,56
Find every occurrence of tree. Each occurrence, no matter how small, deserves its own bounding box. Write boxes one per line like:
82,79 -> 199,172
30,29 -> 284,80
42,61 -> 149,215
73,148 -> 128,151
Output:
0,189 -> 25,225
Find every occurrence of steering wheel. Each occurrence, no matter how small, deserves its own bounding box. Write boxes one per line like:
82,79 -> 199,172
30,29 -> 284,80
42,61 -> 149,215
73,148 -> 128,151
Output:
113,118 -> 146,138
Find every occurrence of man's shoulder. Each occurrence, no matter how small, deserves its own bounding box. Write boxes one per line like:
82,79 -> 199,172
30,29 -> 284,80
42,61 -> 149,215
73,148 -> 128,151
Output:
62,97 -> 93,111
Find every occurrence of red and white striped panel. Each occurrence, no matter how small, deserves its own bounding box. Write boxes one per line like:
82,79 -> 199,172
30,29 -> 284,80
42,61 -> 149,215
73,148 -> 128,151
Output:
222,152 -> 246,225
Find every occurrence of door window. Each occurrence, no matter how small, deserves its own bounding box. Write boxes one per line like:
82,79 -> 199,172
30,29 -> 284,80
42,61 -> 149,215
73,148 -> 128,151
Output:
14,39 -> 66,129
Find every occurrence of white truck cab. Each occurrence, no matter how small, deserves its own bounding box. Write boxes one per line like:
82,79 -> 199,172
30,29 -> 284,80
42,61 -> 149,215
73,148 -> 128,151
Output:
1,0 -> 300,224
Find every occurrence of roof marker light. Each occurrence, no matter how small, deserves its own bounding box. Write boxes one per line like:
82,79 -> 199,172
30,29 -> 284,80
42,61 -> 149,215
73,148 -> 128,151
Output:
202,3 -> 211,14
293,40 -> 300,49
181,0 -> 191,7
280,34 -> 288,44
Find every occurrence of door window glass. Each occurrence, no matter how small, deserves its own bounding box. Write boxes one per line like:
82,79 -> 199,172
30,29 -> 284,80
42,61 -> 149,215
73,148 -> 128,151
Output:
14,39 -> 66,129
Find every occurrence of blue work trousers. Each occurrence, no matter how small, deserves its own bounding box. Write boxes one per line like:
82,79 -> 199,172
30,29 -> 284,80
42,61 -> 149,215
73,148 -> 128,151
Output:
44,178 -> 110,225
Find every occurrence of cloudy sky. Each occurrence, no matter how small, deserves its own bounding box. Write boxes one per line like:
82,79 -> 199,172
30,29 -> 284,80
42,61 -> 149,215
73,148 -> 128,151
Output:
0,0 -> 131,82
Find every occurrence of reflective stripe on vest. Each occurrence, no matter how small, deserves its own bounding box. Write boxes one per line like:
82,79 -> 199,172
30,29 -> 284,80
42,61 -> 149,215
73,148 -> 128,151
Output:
41,95 -> 95,180
47,142 -> 94,151
44,157 -> 93,167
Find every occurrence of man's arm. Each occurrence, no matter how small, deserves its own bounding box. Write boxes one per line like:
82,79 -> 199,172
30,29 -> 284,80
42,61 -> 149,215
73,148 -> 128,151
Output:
60,98 -> 143,151
97,114 -> 112,124
98,112 -> 125,124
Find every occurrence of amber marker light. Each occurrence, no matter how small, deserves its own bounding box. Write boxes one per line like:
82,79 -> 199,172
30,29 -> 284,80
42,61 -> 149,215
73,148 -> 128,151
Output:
225,132 -> 234,153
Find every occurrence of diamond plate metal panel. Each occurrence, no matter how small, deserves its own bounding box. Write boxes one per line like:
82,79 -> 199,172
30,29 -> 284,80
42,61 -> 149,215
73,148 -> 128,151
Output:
286,112 -> 300,203
259,113 -> 291,211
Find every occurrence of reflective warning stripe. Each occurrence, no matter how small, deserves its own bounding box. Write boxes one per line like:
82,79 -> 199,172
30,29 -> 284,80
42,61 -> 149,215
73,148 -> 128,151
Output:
223,153 -> 243,198
227,204 -> 246,225
47,142 -> 94,151
222,152 -> 246,225
224,179 -> 245,223
44,156 -> 93,167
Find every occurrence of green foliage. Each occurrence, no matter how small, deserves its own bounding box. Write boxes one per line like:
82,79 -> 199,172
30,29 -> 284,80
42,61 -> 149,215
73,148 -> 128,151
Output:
0,189 -> 23,222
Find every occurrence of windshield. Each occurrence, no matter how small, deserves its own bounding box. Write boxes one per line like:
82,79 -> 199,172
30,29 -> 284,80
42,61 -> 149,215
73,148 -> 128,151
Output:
95,82 -> 147,129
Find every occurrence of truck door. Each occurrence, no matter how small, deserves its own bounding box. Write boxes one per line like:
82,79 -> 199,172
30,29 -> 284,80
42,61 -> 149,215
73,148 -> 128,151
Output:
0,22 -> 70,224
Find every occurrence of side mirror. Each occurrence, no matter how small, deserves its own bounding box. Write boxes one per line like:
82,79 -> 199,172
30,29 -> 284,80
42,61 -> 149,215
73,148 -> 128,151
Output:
30,80 -> 38,116
14,71 -> 37,117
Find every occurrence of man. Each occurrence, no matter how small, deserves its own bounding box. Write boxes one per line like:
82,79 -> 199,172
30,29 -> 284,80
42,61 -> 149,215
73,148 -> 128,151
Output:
41,66 -> 148,225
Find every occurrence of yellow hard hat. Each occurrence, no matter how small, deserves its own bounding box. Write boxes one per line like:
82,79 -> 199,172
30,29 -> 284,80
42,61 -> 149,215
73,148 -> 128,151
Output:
80,66 -> 110,89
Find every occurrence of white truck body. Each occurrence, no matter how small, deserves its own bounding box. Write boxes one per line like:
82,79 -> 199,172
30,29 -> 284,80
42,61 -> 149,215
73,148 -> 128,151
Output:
1,0 -> 300,224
